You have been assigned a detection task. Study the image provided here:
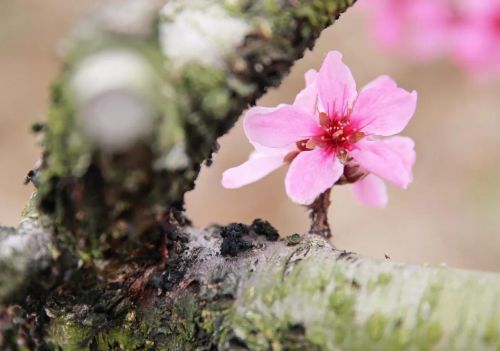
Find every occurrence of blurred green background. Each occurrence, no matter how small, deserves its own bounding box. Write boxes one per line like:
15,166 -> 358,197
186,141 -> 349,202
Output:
1,1 -> 499,271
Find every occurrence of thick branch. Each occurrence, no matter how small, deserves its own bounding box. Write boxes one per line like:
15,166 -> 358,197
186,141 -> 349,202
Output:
44,227 -> 500,350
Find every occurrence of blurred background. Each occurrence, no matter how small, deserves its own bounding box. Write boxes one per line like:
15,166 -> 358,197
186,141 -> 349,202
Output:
1,1 -> 499,272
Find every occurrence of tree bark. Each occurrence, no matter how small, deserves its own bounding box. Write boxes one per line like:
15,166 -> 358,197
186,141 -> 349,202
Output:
1,1 -> 500,350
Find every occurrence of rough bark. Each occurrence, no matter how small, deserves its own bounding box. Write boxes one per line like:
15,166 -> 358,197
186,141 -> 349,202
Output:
2,221 -> 500,350
0,220 -> 53,304
1,0 -> 500,350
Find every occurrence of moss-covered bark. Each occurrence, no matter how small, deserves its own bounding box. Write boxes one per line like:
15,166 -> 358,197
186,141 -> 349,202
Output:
41,227 -> 500,350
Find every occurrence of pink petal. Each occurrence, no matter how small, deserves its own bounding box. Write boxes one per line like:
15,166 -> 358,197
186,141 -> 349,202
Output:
349,137 -> 415,188
250,141 -> 294,156
351,76 -> 417,136
293,69 -> 319,115
317,51 -> 357,115
382,136 -> 416,177
450,4 -> 500,80
304,69 -> 318,86
368,0 -> 405,50
285,148 -> 344,205
362,0 -> 451,61
407,1 -> 453,61
352,174 -> 388,208
244,105 -> 319,148
222,151 -> 286,189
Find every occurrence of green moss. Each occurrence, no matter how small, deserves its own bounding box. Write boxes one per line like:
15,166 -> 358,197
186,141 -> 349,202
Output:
271,0 -> 353,35
262,0 -> 281,14
223,0 -> 251,15
181,64 -> 225,96
425,322 -> 442,344
484,319 -> 500,347
219,252 -> 361,350
49,318 -> 95,351
328,283 -> 355,316
202,89 -> 232,118
20,195 -> 39,219
49,300 -> 202,351
215,246 -> 459,351
368,272 -> 393,291
102,327 -> 142,350
378,273 -> 392,286
365,313 -> 388,341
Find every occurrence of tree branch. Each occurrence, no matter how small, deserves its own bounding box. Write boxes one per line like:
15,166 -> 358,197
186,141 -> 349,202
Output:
45,228 -> 500,350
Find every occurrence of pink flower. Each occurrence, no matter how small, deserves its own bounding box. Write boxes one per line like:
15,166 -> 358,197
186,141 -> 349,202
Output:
360,0 -> 453,61
222,51 -> 417,207
450,0 -> 500,80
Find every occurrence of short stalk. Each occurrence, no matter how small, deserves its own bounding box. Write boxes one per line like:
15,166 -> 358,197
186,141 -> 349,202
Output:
308,188 -> 332,240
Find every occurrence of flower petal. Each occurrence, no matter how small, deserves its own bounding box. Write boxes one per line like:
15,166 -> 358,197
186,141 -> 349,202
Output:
304,69 -> 318,86
350,137 -> 415,188
316,51 -> 357,115
244,105 -> 319,147
250,141 -> 295,156
285,148 -> 344,205
222,151 -> 286,189
293,69 -> 319,115
352,174 -> 388,208
351,75 -> 417,136
382,136 -> 416,178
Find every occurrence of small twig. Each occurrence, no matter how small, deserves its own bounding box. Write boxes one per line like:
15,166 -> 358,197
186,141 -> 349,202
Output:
308,188 -> 332,240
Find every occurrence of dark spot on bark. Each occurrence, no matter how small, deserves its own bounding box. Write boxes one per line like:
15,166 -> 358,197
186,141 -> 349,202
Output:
186,280 -> 201,294
351,280 -> 360,290
338,250 -> 356,261
169,208 -> 192,227
1,298 -> 52,350
30,121 -> 45,133
148,250 -> 189,291
228,336 -> 250,350
0,226 -> 16,237
148,272 -> 164,290
338,250 -> 349,258
24,170 -> 37,185
281,323 -> 321,350
220,223 -> 252,257
205,141 -> 220,167
288,323 -> 306,335
162,263 -> 188,291
250,219 -> 279,241
285,233 -> 302,246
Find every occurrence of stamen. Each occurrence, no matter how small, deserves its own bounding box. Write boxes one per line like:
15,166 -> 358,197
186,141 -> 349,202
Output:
312,104 -> 366,158
319,112 -> 330,128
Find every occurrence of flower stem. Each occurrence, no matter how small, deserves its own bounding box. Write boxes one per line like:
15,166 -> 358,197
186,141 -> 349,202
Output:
308,188 -> 332,240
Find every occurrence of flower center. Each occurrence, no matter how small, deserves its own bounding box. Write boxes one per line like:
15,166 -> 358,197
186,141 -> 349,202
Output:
296,112 -> 364,162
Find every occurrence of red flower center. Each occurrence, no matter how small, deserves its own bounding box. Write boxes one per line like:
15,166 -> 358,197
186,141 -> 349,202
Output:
295,112 -> 364,162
